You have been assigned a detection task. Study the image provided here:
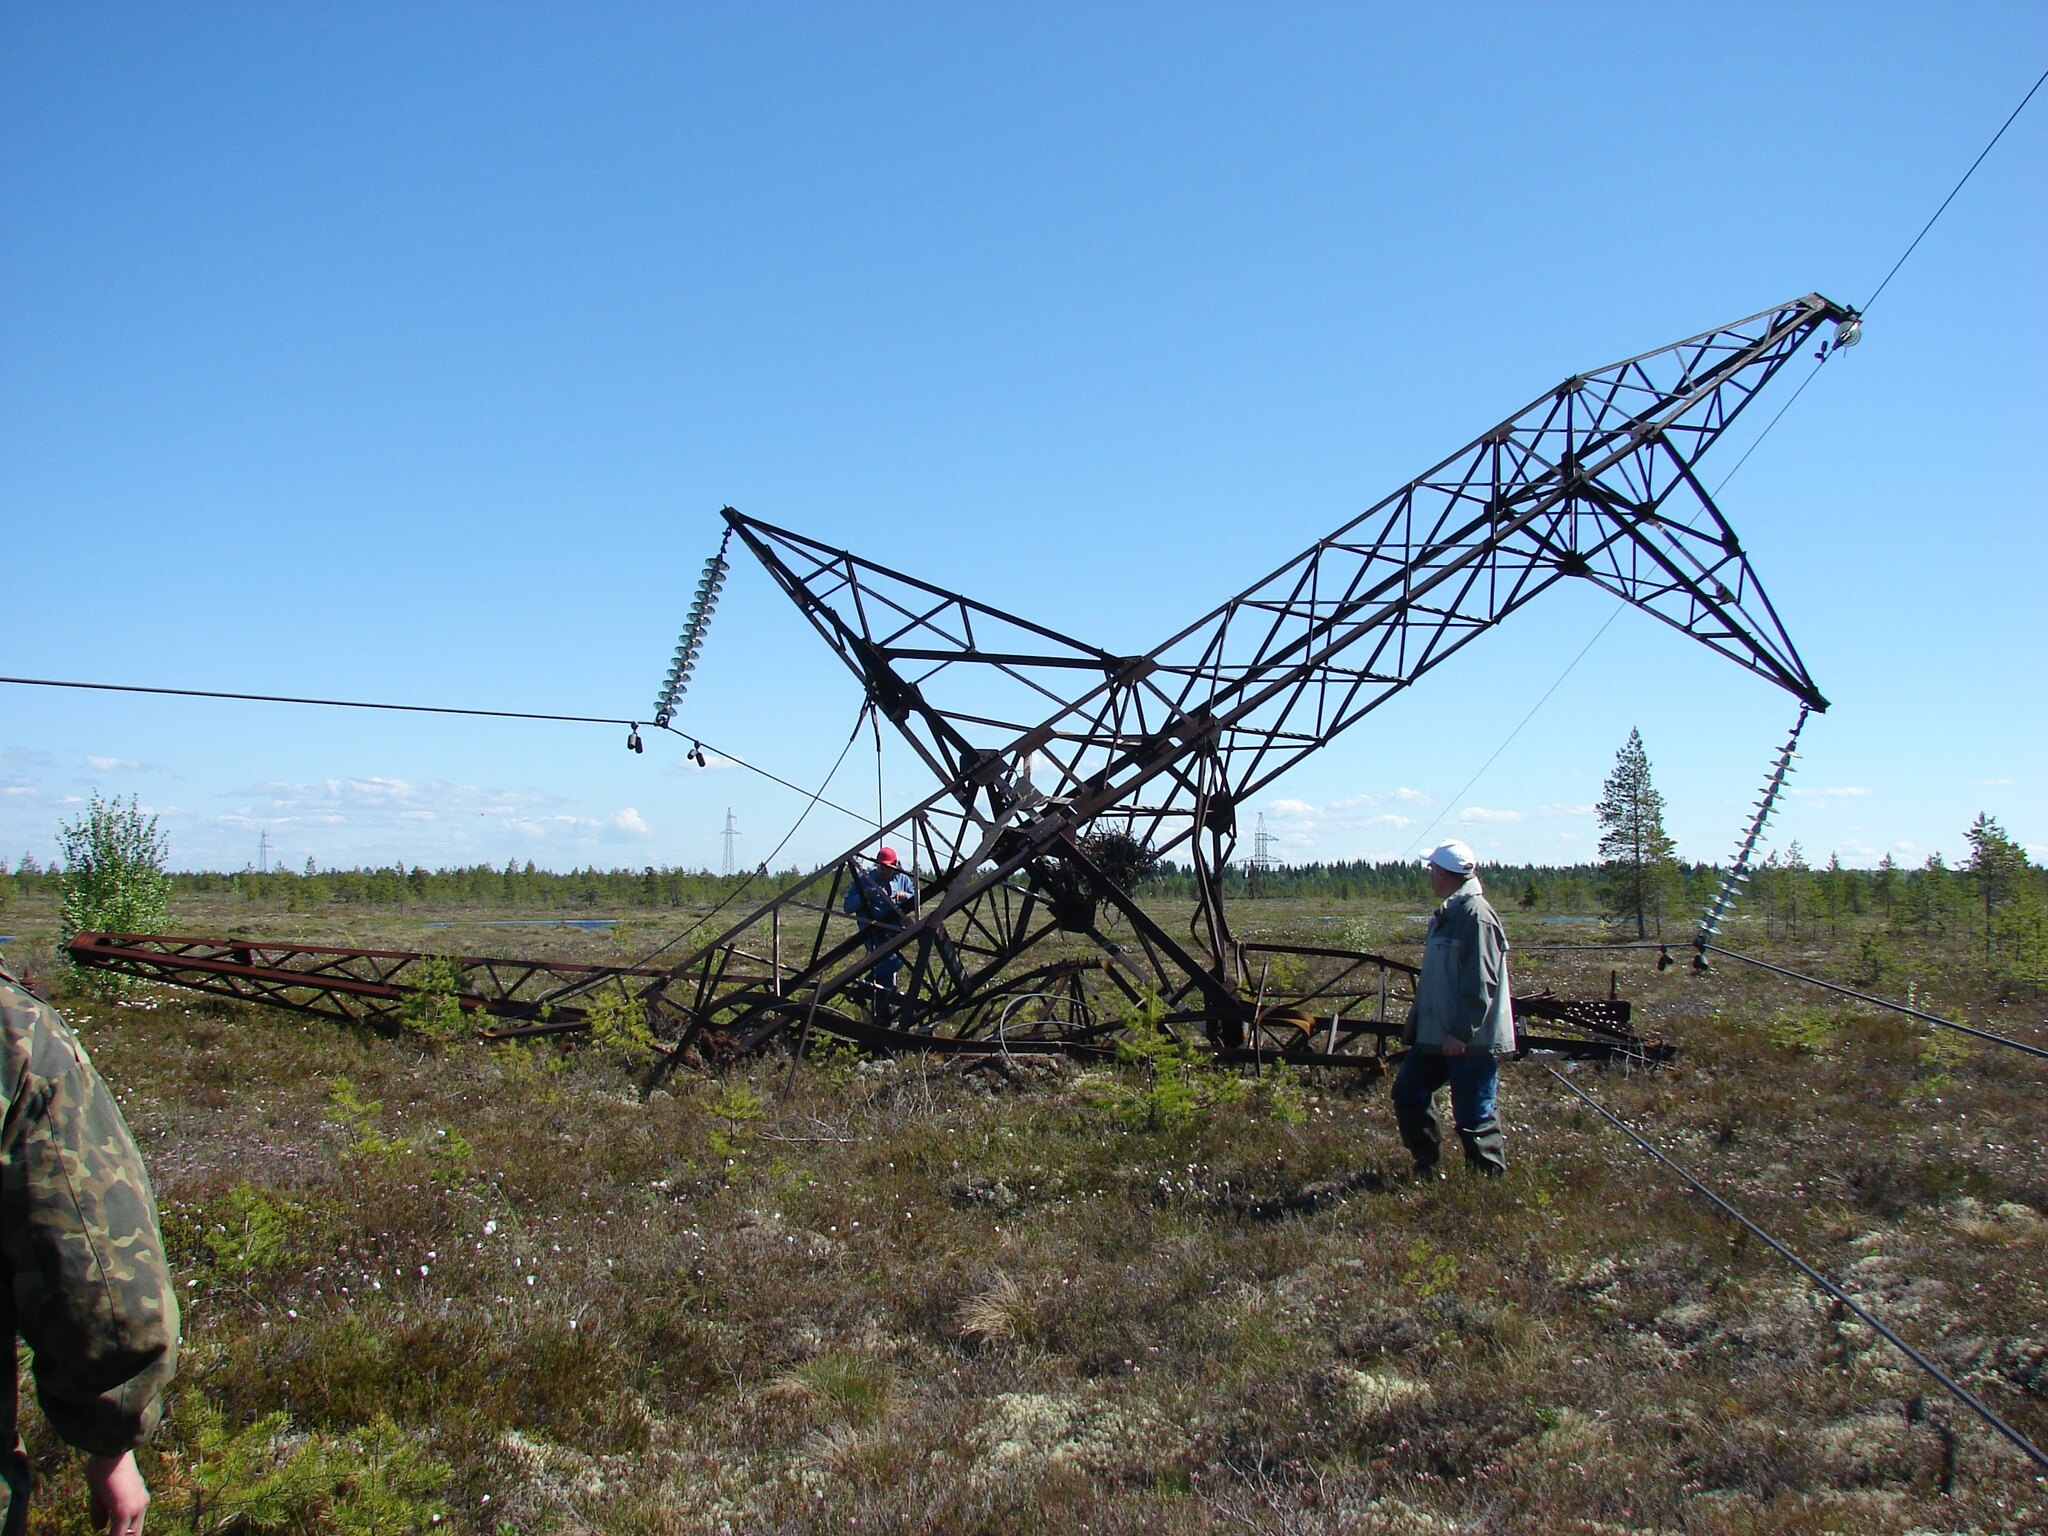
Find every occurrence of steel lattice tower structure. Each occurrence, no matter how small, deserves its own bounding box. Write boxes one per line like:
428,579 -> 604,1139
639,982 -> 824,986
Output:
620,294 -> 1851,1066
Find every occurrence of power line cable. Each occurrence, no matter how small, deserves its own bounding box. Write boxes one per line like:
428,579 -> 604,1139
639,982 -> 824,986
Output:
0,672 -> 868,824
1703,942 -> 2048,1060
1400,606 -> 1625,858
1863,62 -> 2048,315
1708,354 -> 1832,498
628,710 -> 873,971
1400,68 -> 2045,852
1544,1062 -> 2048,1474
1,672 -> 636,727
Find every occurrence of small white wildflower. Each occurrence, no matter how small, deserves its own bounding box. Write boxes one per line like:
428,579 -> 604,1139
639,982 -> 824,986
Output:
484,1220 -> 498,1235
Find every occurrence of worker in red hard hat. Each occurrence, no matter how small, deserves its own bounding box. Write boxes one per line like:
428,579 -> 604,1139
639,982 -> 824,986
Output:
841,847 -> 915,1025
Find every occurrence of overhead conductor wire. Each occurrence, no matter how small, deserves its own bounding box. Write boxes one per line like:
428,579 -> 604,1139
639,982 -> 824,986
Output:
1700,943 -> 2048,1060
1545,1062 -> 2048,1473
629,709 -> 874,971
0,673 -> 868,824
1404,63 -> 2047,849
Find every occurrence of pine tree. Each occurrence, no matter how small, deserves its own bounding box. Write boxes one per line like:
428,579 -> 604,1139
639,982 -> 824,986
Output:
1780,841 -> 1810,939
1595,728 -> 1679,938
1874,852 -> 1899,922
1965,812 -> 2030,964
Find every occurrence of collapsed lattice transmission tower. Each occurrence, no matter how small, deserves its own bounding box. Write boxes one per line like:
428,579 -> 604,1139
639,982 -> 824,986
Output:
627,293 -> 1847,1068
69,295 -> 1852,1074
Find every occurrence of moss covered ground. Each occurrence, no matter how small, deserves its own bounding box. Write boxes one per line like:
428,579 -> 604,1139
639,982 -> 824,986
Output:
7,895 -> 2046,1534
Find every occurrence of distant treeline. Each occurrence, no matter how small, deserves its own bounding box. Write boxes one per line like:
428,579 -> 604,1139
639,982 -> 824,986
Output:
1,857 -> 802,913
5,848 -> 2034,938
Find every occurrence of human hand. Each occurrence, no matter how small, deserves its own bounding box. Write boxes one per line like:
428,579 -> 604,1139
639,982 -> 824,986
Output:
1439,1038 -> 1468,1058
85,1450 -> 149,1535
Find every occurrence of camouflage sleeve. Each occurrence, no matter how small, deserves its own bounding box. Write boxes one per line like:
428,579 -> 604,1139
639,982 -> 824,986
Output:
3,1023 -> 179,1456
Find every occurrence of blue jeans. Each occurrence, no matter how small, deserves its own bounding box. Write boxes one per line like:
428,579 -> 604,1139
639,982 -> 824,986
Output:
1391,1050 -> 1506,1173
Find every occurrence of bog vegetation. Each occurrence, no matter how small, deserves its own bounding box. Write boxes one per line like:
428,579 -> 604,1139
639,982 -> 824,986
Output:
3,820 -> 2045,1534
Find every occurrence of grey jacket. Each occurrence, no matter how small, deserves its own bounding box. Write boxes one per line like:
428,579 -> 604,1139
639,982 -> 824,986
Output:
1403,879 -> 1515,1056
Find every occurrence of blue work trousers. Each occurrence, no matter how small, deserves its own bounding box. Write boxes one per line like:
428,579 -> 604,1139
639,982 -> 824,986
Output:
1391,1049 -> 1506,1174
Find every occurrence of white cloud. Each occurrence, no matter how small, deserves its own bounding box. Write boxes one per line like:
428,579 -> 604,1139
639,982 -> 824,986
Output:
1537,802 -> 1594,817
218,776 -> 557,835
1789,786 -> 1871,802
0,787 -> 36,799
1456,806 -> 1524,825
85,756 -> 144,773
610,808 -> 651,837
1972,777 -> 2014,788
1259,792 -> 1422,854
503,814 -> 604,839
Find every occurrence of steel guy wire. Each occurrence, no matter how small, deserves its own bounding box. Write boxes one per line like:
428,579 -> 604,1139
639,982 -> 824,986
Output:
1544,1061 -> 2048,1474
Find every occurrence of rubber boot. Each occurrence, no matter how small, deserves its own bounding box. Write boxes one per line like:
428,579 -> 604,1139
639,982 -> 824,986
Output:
1457,1116 -> 1507,1177
1395,1099 -> 1442,1178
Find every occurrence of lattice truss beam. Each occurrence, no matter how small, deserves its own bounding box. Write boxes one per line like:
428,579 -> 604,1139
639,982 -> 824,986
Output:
651,296 -> 1850,1054
64,931 -> 682,1033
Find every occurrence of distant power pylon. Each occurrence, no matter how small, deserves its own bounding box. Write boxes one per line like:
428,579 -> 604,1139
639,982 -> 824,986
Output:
258,830 -> 271,874
1248,813 -> 1277,897
721,808 -> 740,878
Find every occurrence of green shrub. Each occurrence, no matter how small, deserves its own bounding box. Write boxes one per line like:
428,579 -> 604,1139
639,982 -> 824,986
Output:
200,1183 -> 305,1279
397,956 -> 470,1044
57,792 -> 172,993
586,984 -> 656,1059
1098,992 -> 1247,1132
155,1398 -> 447,1535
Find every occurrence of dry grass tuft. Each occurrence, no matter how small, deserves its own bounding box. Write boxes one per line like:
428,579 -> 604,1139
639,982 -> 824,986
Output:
955,1268 -> 1032,1348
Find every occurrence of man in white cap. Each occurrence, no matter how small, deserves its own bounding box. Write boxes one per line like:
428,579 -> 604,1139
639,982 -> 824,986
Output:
1393,838 -> 1514,1178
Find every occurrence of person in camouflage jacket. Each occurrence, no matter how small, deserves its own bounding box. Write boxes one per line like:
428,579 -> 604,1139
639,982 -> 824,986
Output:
2,964 -> 178,1536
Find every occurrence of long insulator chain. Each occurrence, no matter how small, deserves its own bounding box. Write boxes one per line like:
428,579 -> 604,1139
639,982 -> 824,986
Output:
652,529 -> 732,729
1693,705 -> 1809,960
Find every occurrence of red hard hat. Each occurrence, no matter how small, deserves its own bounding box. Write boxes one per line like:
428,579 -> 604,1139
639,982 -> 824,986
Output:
876,847 -> 899,866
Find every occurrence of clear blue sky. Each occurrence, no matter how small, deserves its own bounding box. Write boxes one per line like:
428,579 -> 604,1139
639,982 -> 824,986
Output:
3,3 -> 2043,877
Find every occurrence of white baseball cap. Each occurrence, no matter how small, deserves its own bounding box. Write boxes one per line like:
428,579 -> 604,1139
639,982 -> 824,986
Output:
1423,839 -> 1477,876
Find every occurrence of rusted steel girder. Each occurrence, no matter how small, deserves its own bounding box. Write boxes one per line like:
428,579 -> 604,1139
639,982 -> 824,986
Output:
66,930 -> 1674,1069
62,931 -> 692,1035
